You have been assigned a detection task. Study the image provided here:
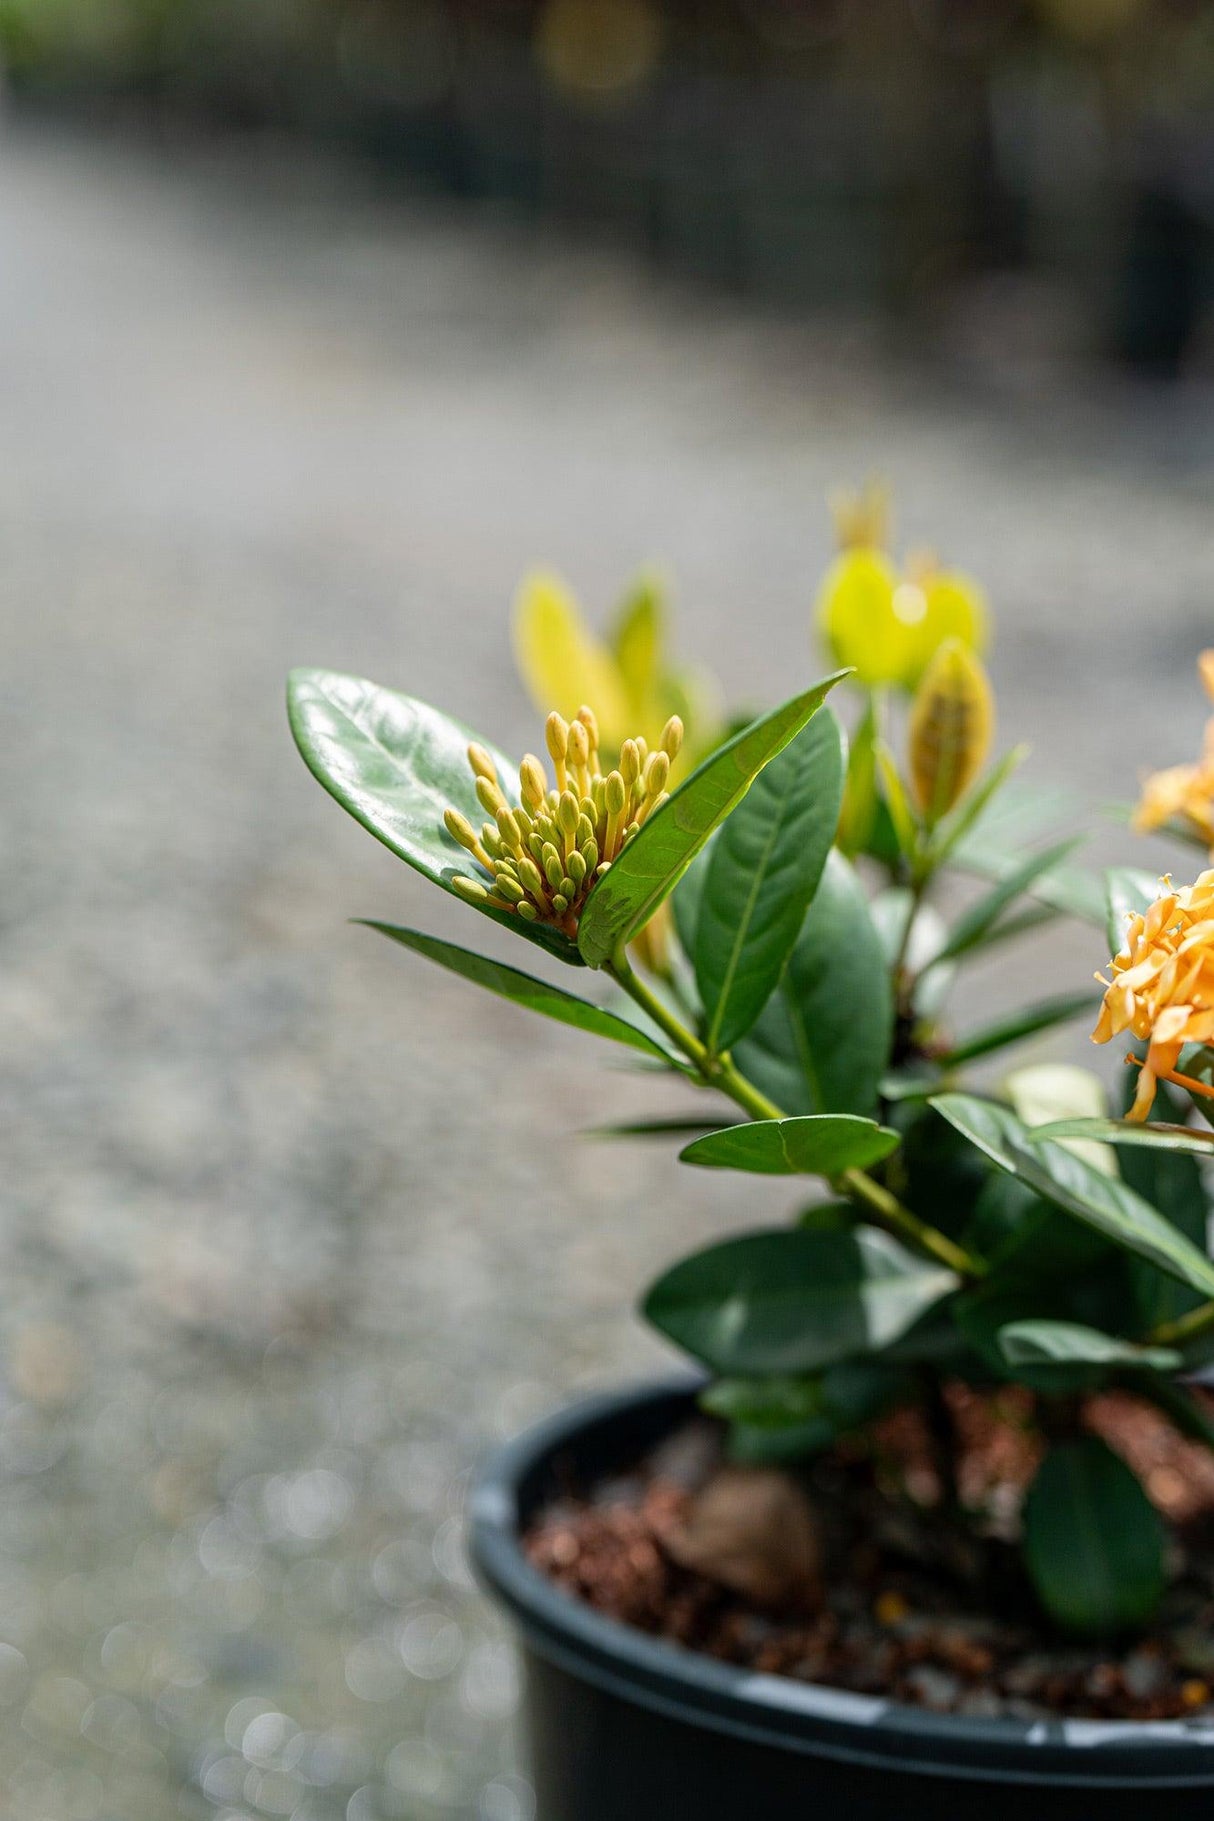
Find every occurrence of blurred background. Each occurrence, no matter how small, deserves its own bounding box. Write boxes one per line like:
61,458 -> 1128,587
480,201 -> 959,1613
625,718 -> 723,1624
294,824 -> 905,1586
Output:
4,3 -> 1214,1818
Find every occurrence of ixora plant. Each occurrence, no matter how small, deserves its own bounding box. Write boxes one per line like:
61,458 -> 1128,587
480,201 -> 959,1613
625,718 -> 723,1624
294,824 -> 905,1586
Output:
288,523 -> 1214,1697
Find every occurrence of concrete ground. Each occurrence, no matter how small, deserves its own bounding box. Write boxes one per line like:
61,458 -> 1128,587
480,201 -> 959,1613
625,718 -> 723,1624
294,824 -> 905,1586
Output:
3,117 -> 1214,1820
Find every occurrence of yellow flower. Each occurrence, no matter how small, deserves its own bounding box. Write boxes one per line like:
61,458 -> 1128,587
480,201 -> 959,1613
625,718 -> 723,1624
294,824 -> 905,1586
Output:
445,707 -> 682,939
1092,870 -> 1214,1120
816,491 -> 988,691
1133,650 -> 1214,851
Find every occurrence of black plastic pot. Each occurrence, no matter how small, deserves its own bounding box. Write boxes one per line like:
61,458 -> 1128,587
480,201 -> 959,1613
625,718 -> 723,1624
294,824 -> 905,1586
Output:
469,1380 -> 1214,1820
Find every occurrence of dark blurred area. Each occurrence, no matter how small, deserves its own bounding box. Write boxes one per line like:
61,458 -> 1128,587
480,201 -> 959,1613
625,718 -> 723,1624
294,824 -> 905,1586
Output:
7,0 -> 1214,371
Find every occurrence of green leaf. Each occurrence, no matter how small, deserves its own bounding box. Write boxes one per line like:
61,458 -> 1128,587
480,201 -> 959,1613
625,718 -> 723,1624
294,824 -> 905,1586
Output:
931,839 -> 1083,966
953,861 -> 1102,929
997,1319 -> 1181,1384
643,1226 -> 958,1376
361,925 -> 680,1062
1104,867 -> 1162,957
928,744 -> 1029,867
1007,1063 -> 1116,1178
874,742 -> 918,858
711,1360 -> 912,1463
937,992 -> 1096,1068
960,1176 -> 1112,1282
287,669 -> 578,964
1114,1071 -> 1212,1333
609,574 -> 663,714
577,674 -> 847,968
1023,1439 -> 1166,1637
679,1115 -> 900,1178
670,839 -> 711,964
956,1270 -> 1134,1384
732,851 -> 894,1119
1026,1119 -> 1214,1156
930,1093 -> 1214,1298
836,695 -> 879,858
701,1376 -> 827,1429
695,711 -> 845,1054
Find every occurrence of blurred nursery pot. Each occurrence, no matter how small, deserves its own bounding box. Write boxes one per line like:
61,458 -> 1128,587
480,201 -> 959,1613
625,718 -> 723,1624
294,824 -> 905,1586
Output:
470,1381 -> 1214,1821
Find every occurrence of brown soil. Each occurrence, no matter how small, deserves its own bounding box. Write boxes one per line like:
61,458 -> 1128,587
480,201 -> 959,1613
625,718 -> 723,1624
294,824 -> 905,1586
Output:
524,1387 -> 1214,1721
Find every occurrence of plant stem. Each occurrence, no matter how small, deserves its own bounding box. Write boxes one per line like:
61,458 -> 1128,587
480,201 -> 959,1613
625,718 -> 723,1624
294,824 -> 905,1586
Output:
1150,1297 -> 1214,1352
606,948 -> 986,1280
836,1166 -> 985,1278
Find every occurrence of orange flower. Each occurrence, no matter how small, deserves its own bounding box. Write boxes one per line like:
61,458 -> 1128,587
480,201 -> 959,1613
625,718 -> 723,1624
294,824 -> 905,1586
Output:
1092,871 -> 1214,1120
1133,651 -> 1214,850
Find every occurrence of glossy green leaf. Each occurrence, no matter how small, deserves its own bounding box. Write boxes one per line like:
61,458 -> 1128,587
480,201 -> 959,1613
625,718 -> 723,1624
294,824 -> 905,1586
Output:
938,992 -> 1096,1068
1115,1071 -> 1212,1334
361,924 -> 680,1061
930,1093 -> 1214,1297
732,851 -> 894,1120
1023,1439 -> 1166,1637
695,710 -> 845,1054
643,1226 -> 958,1376
997,1319 -> 1181,1380
679,1115 -> 900,1178
1104,867 -> 1162,957
287,669 -> 578,964
1026,1119 -> 1214,1155
577,674 -> 847,968
670,839 -> 711,964
931,839 -> 1083,966
956,1269 -> 1135,1385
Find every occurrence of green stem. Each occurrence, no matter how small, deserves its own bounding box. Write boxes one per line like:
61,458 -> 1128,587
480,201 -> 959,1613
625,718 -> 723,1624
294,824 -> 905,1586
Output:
1150,1298 -> 1214,1352
836,1166 -> 985,1278
606,948 -> 986,1280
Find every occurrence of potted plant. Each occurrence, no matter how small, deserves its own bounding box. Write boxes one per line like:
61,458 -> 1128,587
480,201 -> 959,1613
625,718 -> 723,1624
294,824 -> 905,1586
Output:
288,498 -> 1214,1816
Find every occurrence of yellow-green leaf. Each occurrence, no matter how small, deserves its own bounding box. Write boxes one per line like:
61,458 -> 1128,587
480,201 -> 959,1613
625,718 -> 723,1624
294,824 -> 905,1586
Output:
512,570 -> 629,748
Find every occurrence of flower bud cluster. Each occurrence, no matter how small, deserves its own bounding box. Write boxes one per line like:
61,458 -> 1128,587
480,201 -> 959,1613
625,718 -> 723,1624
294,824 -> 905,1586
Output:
444,706 -> 683,937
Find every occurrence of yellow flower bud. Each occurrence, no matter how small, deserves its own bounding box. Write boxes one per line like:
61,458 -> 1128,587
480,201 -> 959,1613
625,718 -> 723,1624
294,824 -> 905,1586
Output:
452,875 -> 490,903
619,740 -> 641,788
519,756 -> 548,810
907,638 -> 994,825
557,792 -> 580,837
567,720 -> 589,769
576,704 -> 600,752
546,712 -> 569,763
660,716 -> 684,760
467,743 -> 498,785
645,751 -> 670,796
605,772 -> 627,816
518,857 -> 547,899
443,808 -> 478,851
476,775 -> 505,817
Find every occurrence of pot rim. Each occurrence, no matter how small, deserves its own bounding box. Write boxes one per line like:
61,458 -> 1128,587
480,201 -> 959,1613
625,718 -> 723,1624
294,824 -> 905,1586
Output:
469,1376 -> 1214,1789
